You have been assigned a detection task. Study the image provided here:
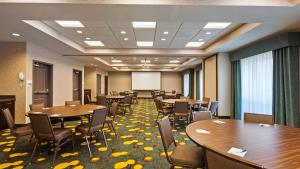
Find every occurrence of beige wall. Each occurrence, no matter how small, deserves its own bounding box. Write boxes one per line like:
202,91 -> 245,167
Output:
0,42 -> 27,124
204,55 -> 217,101
108,71 -> 132,92
108,71 -> 182,93
26,43 -> 84,116
84,67 -> 107,99
161,72 -> 182,92
217,53 -> 231,116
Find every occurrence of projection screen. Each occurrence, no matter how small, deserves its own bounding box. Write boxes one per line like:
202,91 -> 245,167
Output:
132,72 -> 161,90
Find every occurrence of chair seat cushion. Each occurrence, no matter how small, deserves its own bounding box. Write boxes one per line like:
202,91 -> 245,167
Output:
15,125 -> 33,136
170,145 -> 204,168
106,116 -> 113,122
119,103 -> 130,106
174,112 -> 189,117
76,123 -> 102,135
53,128 -> 73,141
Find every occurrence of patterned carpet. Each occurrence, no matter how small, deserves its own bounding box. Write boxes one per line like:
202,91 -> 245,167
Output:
0,99 -> 195,169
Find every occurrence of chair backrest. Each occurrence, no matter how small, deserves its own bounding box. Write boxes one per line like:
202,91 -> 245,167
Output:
157,116 -> 175,163
2,109 -> 15,132
29,103 -> 45,111
172,90 -> 176,94
244,113 -> 273,124
175,93 -> 182,99
209,101 -> 219,116
119,92 -> 126,96
202,97 -> 211,107
84,94 -> 91,104
133,91 -> 138,97
88,108 -> 107,134
124,95 -> 132,104
206,149 -> 264,169
111,91 -> 118,96
160,90 -> 165,95
193,111 -> 212,121
174,101 -> 189,114
156,96 -> 163,101
154,99 -> 163,111
96,95 -> 107,106
29,113 -> 55,140
65,100 -> 81,106
110,102 -> 118,118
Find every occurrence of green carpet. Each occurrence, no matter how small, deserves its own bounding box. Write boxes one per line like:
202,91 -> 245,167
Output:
0,99 -> 195,169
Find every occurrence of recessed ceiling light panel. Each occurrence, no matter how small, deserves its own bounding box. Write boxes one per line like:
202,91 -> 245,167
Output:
111,60 -> 122,63
141,60 -> 151,63
185,42 -> 205,48
76,30 -> 82,34
120,31 -> 126,34
137,41 -> 153,47
170,60 -> 180,63
11,33 -> 20,37
132,21 -> 156,28
124,38 -> 129,41
84,40 -> 104,47
161,38 -> 166,41
163,31 -> 169,35
204,22 -> 231,29
55,20 -> 84,28
206,32 -> 212,35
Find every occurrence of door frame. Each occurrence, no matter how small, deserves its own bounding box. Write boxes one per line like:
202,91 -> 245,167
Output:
32,60 -> 53,107
96,74 -> 102,96
73,69 -> 82,103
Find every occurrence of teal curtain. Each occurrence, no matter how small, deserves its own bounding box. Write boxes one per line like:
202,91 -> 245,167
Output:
273,46 -> 300,127
189,69 -> 194,99
231,61 -> 242,119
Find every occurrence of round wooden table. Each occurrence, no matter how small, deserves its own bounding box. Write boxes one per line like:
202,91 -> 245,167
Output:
106,95 -> 125,100
186,119 -> 300,169
27,104 -> 106,118
162,99 -> 207,105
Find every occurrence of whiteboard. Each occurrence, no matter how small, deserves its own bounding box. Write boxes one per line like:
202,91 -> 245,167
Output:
132,72 -> 161,90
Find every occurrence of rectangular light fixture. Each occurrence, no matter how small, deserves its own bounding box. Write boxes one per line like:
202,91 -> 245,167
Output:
132,21 -> 156,28
111,60 -> 122,63
141,60 -> 151,63
185,42 -> 205,48
204,22 -> 231,29
55,20 -> 84,28
170,60 -> 180,63
84,41 -> 104,47
137,41 -> 153,47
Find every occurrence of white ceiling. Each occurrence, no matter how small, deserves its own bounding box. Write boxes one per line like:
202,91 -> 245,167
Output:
1,1 -> 300,71
41,20 -> 239,49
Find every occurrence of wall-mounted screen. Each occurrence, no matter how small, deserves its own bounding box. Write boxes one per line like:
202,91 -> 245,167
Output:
132,72 -> 161,90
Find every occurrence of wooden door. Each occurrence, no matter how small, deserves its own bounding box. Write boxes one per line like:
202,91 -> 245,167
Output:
73,69 -> 82,102
33,61 -> 53,107
97,74 -> 101,96
105,76 -> 108,95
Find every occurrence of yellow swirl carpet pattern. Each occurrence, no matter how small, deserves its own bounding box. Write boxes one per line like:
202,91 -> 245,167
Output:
0,99 -> 194,169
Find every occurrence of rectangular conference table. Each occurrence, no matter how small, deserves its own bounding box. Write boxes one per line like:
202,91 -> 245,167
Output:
186,119 -> 300,169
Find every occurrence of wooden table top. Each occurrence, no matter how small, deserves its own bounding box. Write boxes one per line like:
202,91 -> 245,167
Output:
186,119 -> 300,169
106,95 -> 125,99
162,99 -> 207,105
27,104 -> 105,118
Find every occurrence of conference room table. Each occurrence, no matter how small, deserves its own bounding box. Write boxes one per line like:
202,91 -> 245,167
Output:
106,95 -> 125,101
186,119 -> 300,169
162,99 -> 208,106
27,104 -> 106,118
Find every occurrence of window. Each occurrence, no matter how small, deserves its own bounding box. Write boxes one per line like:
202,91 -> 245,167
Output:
198,69 -> 203,99
183,73 -> 190,96
241,51 -> 273,117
